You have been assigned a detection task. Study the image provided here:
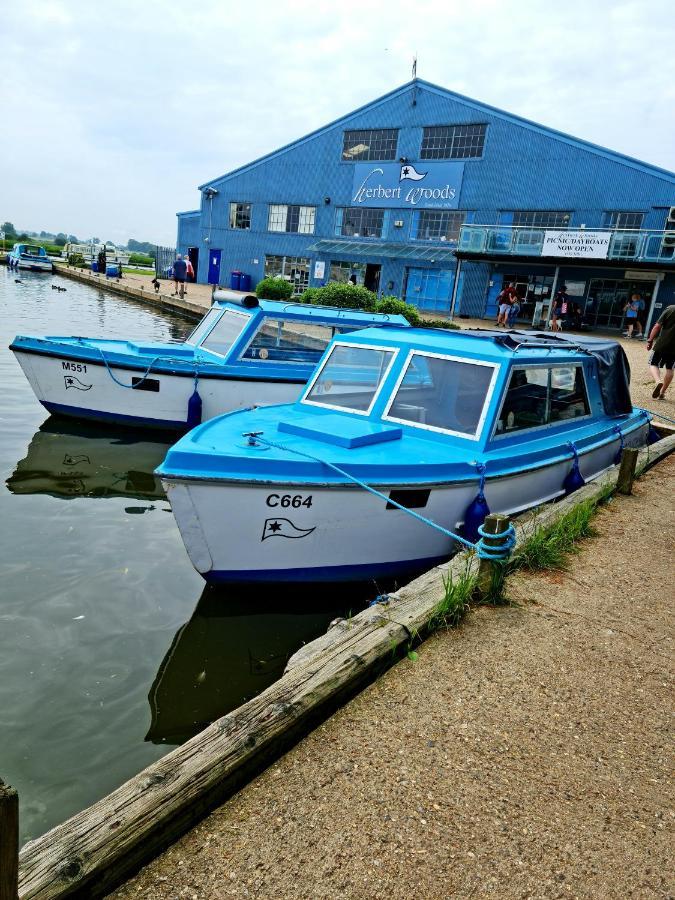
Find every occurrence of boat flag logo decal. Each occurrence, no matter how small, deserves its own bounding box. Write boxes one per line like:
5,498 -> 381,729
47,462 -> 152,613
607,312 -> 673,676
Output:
399,164 -> 427,182
261,518 -> 316,541
63,375 -> 92,391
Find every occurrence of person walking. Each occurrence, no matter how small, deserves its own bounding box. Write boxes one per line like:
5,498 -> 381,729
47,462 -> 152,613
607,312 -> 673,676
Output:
550,285 -> 569,331
172,254 -> 188,298
647,304 -> 675,400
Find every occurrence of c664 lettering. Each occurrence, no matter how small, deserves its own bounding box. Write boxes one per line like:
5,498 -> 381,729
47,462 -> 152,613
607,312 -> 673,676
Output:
266,493 -> 313,509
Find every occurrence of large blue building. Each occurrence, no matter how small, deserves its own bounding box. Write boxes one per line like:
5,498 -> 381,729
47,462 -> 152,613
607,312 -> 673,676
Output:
177,78 -> 675,331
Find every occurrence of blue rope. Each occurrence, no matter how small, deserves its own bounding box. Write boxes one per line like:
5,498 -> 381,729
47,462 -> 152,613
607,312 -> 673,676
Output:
96,349 -> 195,390
476,522 -> 516,560
246,433 -> 516,563
639,406 -> 675,427
613,424 -> 625,454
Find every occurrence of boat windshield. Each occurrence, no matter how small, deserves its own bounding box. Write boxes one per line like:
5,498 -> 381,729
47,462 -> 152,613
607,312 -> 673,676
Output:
185,308 -> 222,346
303,344 -> 395,414
23,246 -> 46,257
239,318 -> 359,365
384,352 -> 497,438
194,309 -> 251,357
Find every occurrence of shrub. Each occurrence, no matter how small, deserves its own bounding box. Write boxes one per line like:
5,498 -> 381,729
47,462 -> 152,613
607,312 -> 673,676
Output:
375,296 -> 421,326
255,276 -> 294,301
420,318 -> 460,330
297,287 -> 321,304
307,281 -> 377,310
67,253 -> 86,267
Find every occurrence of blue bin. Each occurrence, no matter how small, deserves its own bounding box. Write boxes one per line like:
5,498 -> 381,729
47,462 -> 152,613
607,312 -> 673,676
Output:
91,261 -> 98,272
239,273 -> 251,292
106,264 -> 119,277
230,271 -> 242,290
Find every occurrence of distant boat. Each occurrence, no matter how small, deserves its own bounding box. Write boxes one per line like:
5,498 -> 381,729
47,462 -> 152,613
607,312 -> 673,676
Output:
11,293 -> 410,430
158,327 -> 649,583
7,243 -> 54,273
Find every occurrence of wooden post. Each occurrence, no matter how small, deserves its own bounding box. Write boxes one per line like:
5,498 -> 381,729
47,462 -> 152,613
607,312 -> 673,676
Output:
617,447 -> 639,495
475,513 -> 511,601
0,781 -> 18,900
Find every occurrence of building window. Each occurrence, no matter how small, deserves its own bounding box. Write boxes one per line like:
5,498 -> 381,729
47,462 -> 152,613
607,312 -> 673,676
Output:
411,210 -> 466,242
329,261 -> 367,285
420,124 -> 486,160
602,211 -> 645,230
264,255 -> 310,294
335,207 -> 386,239
268,204 -> 316,234
507,210 -> 572,229
229,202 -> 252,230
342,129 -> 398,161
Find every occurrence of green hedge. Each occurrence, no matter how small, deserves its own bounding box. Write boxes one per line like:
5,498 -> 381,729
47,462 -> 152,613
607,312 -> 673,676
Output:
255,277 -> 294,301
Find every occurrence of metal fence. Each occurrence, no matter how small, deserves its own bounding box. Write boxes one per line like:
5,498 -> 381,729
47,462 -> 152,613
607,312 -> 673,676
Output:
154,245 -> 176,278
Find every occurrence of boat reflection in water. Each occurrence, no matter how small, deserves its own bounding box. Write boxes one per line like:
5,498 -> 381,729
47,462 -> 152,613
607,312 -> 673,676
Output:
146,585 -> 374,745
6,416 -> 173,501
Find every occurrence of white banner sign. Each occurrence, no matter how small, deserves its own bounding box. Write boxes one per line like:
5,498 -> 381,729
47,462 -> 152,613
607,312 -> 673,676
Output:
543,230 -> 611,259
313,260 -> 325,280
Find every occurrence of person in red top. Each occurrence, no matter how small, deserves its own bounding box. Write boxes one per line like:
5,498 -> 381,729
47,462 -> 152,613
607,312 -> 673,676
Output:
496,283 -> 516,327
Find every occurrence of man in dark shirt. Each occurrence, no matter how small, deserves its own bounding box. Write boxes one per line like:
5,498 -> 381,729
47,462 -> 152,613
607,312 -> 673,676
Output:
647,305 -> 675,400
173,254 -> 188,298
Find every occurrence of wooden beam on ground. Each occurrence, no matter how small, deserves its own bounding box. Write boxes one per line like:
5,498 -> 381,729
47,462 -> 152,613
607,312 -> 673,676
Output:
17,433 -> 675,899
0,781 -> 19,900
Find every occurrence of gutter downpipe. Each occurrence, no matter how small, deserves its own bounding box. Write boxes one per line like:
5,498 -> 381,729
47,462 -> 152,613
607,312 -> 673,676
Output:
644,277 -> 662,337
448,257 -> 462,322
543,265 -> 561,329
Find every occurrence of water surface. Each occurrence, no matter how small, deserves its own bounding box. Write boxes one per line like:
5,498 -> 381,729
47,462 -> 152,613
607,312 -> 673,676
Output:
0,270 -> 365,843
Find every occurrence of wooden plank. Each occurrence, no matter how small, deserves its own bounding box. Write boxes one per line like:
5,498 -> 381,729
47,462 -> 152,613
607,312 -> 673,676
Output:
0,781 -> 19,900
18,433 -> 675,899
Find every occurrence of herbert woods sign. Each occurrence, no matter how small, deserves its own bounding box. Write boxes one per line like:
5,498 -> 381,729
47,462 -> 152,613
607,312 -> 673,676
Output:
351,162 -> 464,209
542,230 -> 612,259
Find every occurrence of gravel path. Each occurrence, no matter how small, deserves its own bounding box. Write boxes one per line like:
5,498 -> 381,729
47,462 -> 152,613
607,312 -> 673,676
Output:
113,453 -> 674,899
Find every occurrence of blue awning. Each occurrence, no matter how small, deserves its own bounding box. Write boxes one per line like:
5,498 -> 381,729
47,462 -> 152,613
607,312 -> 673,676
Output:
308,239 -> 459,262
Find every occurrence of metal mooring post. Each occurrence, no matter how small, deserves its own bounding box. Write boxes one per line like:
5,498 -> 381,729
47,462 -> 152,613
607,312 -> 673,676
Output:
617,447 -> 639,495
476,513 -> 512,602
0,780 -> 18,900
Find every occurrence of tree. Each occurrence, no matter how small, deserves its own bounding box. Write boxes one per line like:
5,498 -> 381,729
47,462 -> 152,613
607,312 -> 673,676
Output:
2,222 -> 16,235
54,233 -> 67,247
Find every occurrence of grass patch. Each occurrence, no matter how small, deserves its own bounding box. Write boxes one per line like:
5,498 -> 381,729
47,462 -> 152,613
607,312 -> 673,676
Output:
428,562 -> 477,631
508,496 -> 600,573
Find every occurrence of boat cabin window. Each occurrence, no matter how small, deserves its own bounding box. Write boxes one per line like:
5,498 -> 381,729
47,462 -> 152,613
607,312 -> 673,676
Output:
185,308 -> 223,346
384,352 -> 496,438
496,365 -> 590,434
197,309 -> 251,357
239,319 -> 358,364
304,344 -> 395,414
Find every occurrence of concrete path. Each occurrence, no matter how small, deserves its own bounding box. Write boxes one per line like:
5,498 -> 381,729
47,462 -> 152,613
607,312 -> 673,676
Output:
112,453 -> 674,898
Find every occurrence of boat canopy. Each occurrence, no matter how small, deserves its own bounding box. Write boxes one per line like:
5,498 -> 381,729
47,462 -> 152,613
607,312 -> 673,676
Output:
455,329 -> 632,417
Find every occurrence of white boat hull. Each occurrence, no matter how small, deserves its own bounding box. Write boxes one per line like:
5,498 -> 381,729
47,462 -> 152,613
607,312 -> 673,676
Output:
9,257 -> 54,272
12,350 -> 303,428
162,424 -> 648,583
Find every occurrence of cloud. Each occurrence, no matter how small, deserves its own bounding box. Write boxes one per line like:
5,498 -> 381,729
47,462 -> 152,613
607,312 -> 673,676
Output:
2,0 -> 673,245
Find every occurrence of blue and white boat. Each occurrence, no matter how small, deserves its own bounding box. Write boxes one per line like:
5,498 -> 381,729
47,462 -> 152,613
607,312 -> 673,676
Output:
7,243 -> 54,273
157,328 -> 649,584
10,293 -> 409,430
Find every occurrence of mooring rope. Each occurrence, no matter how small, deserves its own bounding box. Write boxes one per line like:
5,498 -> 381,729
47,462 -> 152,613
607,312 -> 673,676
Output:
96,348 -> 198,391
243,432 -> 516,557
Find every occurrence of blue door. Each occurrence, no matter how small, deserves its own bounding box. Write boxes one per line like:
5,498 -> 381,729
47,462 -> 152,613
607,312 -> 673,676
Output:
404,267 -> 462,314
207,249 -> 222,285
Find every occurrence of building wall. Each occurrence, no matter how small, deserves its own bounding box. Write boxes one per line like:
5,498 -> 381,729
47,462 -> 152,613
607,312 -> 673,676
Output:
177,80 -> 675,316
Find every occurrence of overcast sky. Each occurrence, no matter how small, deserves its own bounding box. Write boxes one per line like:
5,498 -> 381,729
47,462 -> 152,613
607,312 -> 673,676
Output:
3,0 -> 674,246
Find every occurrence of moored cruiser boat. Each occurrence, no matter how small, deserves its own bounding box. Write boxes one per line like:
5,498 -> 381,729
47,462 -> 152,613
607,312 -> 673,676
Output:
7,243 -> 54,272
10,294 -> 409,430
157,327 -> 649,584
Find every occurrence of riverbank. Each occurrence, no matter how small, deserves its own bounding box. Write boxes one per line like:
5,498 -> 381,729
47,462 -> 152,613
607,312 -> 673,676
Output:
112,452 -> 674,899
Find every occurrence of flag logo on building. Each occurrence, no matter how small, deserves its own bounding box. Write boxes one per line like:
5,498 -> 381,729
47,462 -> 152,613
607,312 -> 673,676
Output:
63,375 -> 92,391
399,164 -> 427,182
261,518 -> 316,541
